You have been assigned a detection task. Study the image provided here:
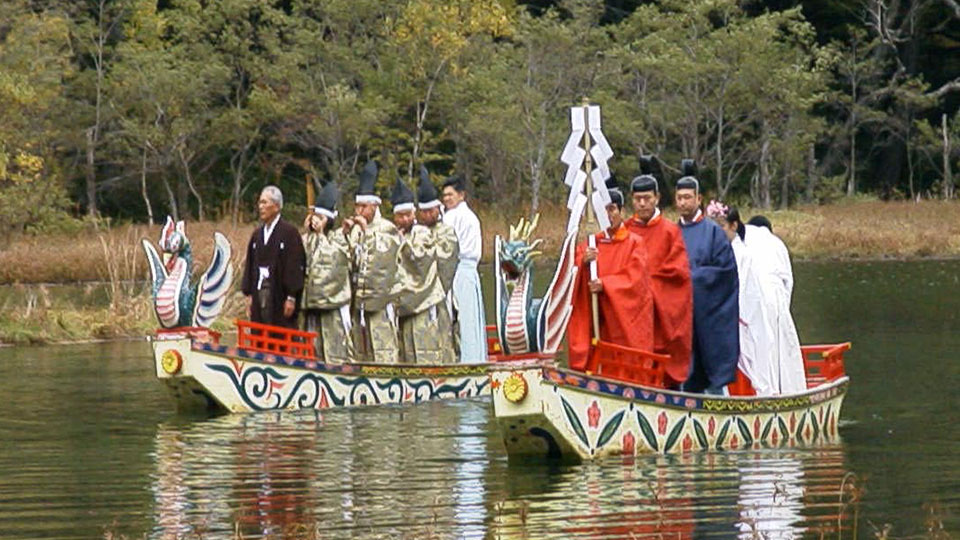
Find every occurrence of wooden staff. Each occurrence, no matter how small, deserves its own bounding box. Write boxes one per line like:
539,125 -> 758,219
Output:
580,98 -> 601,342
305,173 -> 315,209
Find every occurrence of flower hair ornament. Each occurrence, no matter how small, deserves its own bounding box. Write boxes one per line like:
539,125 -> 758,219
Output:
705,199 -> 729,219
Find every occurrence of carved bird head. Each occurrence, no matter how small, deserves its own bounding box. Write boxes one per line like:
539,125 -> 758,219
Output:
158,216 -> 190,270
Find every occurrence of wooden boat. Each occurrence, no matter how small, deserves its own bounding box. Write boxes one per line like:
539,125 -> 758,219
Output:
152,320 -> 549,413
488,341 -> 850,460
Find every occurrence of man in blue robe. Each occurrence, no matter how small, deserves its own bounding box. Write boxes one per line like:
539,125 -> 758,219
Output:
674,160 -> 739,394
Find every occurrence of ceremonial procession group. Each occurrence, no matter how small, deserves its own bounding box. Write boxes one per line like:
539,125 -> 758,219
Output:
566,158 -> 806,397
237,153 -> 805,397
239,161 -> 488,365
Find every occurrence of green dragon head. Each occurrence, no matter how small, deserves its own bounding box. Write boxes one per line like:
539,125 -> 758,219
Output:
499,214 -> 544,281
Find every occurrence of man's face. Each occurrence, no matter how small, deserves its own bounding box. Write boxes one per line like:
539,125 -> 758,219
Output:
258,192 -> 280,224
354,202 -> 377,223
417,206 -> 440,227
631,191 -> 660,222
605,203 -> 623,231
675,189 -> 701,220
441,186 -> 463,210
393,209 -> 415,234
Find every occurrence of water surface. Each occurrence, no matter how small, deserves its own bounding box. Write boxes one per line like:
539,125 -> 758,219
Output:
0,260 -> 956,538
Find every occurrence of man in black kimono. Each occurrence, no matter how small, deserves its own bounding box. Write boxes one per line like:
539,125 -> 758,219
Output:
240,185 -> 306,328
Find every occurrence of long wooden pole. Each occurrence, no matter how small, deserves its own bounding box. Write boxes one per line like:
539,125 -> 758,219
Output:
306,174 -> 315,209
580,99 -> 601,341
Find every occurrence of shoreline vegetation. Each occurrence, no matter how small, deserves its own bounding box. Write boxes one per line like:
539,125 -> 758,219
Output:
2,199 -> 959,345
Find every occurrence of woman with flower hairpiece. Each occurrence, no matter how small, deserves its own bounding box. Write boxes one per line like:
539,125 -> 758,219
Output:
707,201 -> 777,395
707,201 -> 804,396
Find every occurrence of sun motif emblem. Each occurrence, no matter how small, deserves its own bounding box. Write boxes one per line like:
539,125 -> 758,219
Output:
502,372 -> 528,403
161,349 -> 183,375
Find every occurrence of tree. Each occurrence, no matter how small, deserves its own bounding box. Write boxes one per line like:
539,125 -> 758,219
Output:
0,1 -> 73,238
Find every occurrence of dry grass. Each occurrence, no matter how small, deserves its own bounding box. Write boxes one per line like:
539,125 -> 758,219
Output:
0,199 -> 957,344
479,198 -> 960,262
1,200 -> 957,286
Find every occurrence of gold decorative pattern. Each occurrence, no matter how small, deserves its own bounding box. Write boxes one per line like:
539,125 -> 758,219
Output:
502,372 -> 528,403
161,350 -> 183,375
703,395 -> 813,412
359,364 -> 488,377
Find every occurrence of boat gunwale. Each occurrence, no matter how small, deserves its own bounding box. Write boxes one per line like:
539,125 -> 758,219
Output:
518,365 -> 849,414
188,341 -> 549,378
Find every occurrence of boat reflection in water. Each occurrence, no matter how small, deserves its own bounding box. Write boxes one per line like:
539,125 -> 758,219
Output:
490,445 -> 852,539
151,406 -> 853,538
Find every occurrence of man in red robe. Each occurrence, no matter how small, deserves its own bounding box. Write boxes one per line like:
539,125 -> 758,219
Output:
623,160 -> 693,388
568,185 -> 654,373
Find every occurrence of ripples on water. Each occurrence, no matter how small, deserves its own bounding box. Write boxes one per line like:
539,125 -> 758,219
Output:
147,401 -> 859,540
0,260 -> 957,539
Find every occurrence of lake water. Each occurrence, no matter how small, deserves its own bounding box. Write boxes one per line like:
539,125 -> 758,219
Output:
0,260 -> 956,539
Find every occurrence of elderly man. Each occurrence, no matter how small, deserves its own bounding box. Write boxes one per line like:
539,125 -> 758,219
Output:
441,176 -> 486,363
674,160 -> 739,394
567,181 -> 654,373
624,156 -> 693,389
391,175 -> 454,364
344,160 -> 402,363
240,185 -> 306,328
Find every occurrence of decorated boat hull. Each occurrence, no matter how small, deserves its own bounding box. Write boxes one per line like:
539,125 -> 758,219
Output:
152,327 -> 541,414
489,362 -> 848,461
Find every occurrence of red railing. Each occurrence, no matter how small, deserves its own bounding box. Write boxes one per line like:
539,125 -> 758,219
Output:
801,342 -> 850,389
485,325 -> 503,355
235,320 -> 317,360
586,340 -> 669,388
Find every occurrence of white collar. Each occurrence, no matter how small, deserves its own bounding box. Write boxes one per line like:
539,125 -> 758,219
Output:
263,214 -> 281,243
680,209 -> 702,225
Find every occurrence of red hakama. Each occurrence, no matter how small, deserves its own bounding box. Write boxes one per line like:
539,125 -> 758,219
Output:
568,225 -> 654,372
625,212 -> 693,385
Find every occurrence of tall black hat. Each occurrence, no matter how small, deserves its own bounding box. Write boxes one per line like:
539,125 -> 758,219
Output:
605,175 -> 624,208
675,158 -> 699,194
355,160 -> 381,204
312,182 -> 339,219
417,165 -> 442,209
390,176 -> 415,212
631,154 -> 660,194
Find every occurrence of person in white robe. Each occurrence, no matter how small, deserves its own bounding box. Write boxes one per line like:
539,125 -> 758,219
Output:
441,176 -> 487,363
707,201 -> 779,396
708,202 -> 805,395
743,219 -> 806,394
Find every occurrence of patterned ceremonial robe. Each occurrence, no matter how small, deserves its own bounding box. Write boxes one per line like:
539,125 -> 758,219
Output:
394,224 -> 455,364
302,229 -> 355,364
625,209 -> 693,387
348,214 -> 401,363
679,215 -> 740,393
432,222 -> 460,294
240,217 -> 306,328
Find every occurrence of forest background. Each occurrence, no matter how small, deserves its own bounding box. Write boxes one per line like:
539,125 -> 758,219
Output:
3,0 -> 959,231
1,0 -> 959,341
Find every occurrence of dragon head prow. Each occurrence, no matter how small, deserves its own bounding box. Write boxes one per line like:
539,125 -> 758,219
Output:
499,214 -> 544,280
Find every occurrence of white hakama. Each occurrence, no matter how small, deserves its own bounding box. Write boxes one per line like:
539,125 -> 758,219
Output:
443,201 -> 487,363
